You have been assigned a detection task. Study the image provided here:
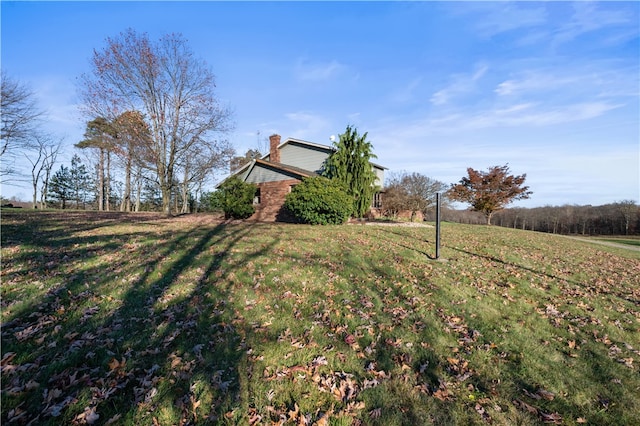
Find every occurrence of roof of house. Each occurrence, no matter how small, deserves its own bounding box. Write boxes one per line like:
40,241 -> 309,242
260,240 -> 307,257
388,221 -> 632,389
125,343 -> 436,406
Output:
216,158 -> 318,188
267,137 -> 388,171
253,159 -> 319,178
218,135 -> 387,188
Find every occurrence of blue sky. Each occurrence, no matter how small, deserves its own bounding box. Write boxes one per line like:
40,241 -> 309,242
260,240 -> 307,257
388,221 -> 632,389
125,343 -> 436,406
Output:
2,1 -> 639,207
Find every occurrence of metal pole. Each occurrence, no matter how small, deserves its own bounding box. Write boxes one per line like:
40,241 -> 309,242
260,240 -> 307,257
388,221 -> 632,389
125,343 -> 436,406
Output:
435,192 -> 441,259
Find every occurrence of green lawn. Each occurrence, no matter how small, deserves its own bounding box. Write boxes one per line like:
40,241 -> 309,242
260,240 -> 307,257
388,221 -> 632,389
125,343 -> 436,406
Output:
593,236 -> 640,247
1,211 -> 639,425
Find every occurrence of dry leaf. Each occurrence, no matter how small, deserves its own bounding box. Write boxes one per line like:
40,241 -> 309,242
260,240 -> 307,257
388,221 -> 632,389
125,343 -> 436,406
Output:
85,407 -> 100,425
539,411 -> 562,423
104,414 -> 122,425
514,399 -> 538,415
1,352 -> 17,366
369,408 -> 382,419
537,389 -> 555,401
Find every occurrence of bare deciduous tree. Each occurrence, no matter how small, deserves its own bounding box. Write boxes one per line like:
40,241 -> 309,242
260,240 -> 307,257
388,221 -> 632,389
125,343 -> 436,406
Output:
78,29 -> 233,215
25,134 -> 62,208
1,72 -> 43,157
383,171 -> 448,221
1,72 -> 46,181
616,200 -> 638,235
178,138 -> 234,213
112,111 -> 152,212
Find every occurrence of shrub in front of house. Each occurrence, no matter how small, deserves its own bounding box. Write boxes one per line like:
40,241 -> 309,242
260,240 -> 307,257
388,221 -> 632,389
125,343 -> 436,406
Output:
284,176 -> 353,225
209,177 -> 257,219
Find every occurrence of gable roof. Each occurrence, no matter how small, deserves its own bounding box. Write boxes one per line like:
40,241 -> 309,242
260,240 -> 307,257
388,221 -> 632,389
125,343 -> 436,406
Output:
262,137 -> 334,162
280,138 -> 336,154
253,159 -> 319,179
218,135 -> 387,188
265,137 -> 387,171
216,158 -> 318,188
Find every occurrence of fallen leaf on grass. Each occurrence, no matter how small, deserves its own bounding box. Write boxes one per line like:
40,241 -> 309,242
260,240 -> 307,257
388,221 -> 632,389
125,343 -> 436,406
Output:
248,412 -> 262,425
25,379 -> 40,390
475,403 -> 491,422
514,399 -> 563,424
315,408 -> 333,426
369,407 -> 382,419
514,399 -> 538,415
539,411 -> 563,424
73,406 -> 99,425
618,357 -> 634,368
108,357 -> 126,371
344,334 -> 356,345
433,389 -> 452,401
1,352 -> 17,366
7,403 -> 27,423
537,389 -> 555,401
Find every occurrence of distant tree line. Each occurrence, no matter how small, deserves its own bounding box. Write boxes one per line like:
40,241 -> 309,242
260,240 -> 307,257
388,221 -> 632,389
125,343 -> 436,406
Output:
425,201 -> 639,236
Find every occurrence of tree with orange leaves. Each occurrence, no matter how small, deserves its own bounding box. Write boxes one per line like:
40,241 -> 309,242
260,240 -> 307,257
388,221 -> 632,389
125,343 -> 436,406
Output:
448,164 -> 532,225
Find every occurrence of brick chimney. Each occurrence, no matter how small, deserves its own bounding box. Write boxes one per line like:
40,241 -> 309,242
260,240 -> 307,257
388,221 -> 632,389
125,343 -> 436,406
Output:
269,134 -> 281,163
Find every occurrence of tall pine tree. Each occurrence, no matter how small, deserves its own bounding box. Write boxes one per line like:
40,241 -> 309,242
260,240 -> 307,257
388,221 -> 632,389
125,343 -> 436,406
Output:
323,125 -> 378,218
76,117 -> 116,211
69,154 -> 92,209
48,165 -> 72,209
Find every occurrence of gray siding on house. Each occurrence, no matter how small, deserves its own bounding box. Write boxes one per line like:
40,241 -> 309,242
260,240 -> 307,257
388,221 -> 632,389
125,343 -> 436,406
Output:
373,166 -> 385,188
279,143 -> 331,173
245,163 -> 302,183
236,167 -> 251,182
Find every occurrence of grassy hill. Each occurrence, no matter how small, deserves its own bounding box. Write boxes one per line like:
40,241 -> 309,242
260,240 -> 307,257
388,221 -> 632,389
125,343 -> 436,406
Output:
1,211 -> 639,425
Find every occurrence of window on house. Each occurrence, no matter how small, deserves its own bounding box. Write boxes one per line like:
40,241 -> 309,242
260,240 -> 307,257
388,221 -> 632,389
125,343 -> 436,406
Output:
253,188 -> 261,205
372,192 -> 382,208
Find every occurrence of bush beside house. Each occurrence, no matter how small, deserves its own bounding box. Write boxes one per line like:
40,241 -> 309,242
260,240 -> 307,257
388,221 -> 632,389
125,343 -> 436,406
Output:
208,177 -> 257,219
284,177 -> 353,225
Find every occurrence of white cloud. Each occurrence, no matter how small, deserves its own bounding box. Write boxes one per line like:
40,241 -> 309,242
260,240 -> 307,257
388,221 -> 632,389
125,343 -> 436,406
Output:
33,76 -> 83,132
347,112 -> 361,123
493,64 -> 639,105
455,3 -> 547,37
284,111 -> 330,139
369,112 -> 638,207
293,58 -> 344,82
390,77 -> 423,104
466,102 -> 623,128
554,2 -> 633,45
430,63 -> 489,106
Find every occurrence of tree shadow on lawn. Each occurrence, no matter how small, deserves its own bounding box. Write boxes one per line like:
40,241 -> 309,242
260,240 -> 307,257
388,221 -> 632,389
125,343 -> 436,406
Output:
448,246 -> 581,286
360,229 -> 639,424
0,210 -> 174,248
361,225 -> 436,259
1,214 -> 283,425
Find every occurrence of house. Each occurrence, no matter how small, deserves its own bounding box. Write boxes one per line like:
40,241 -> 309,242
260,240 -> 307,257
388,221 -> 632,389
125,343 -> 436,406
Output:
221,134 -> 386,221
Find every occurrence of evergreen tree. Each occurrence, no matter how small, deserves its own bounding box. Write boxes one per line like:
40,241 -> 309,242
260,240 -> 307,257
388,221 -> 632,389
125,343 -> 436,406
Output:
69,154 -> 92,209
76,117 -> 116,211
48,165 -> 72,209
323,125 -> 378,218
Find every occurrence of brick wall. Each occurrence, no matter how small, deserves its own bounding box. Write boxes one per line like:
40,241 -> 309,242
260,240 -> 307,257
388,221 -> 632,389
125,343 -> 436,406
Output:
251,179 -> 300,221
